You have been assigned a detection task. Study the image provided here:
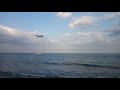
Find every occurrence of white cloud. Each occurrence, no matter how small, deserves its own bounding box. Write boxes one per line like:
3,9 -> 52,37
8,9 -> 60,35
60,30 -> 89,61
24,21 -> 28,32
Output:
37,31 -> 119,53
0,25 -> 52,53
0,25 -> 18,36
69,16 -> 97,29
57,12 -> 72,18
61,32 -> 107,45
103,12 -> 120,25
64,33 -> 72,37
50,40 -> 56,43
0,25 -> 120,53
54,31 -> 120,53
103,12 -> 120,20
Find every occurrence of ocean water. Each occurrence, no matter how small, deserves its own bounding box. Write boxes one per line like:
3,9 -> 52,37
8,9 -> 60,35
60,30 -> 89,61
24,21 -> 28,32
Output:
0,53 -> 120,78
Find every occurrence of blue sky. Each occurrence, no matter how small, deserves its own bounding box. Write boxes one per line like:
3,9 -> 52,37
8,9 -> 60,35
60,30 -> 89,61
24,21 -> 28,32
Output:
0,12 -> 71,39
0,12 -> 113,39
0,12 -> 120,53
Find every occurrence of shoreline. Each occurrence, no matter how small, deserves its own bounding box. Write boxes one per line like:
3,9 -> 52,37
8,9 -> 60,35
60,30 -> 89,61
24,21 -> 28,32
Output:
0,71 -> 120,78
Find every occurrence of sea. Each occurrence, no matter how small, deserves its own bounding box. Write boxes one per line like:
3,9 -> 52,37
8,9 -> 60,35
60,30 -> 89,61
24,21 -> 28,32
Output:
0,53 -> 120,78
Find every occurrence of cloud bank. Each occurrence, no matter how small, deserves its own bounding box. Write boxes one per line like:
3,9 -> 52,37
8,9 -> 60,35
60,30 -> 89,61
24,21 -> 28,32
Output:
0,25 -> 52,53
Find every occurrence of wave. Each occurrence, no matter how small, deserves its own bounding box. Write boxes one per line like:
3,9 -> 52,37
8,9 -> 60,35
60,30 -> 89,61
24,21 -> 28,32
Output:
0,71 -> 63,78
1,70 -> 120,78
0,71 -> 23,78
42,62 -> 120,69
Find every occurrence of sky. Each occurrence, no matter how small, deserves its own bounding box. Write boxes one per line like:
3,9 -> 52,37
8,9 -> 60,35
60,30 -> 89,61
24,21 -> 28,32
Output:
0,12 -> 120,53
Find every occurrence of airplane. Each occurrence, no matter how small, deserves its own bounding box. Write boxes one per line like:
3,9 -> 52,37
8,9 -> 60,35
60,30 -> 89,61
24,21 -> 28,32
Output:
35,34 -> 44,37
